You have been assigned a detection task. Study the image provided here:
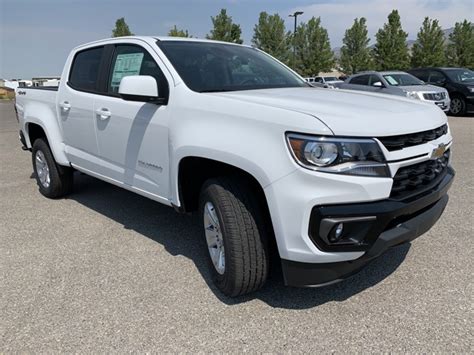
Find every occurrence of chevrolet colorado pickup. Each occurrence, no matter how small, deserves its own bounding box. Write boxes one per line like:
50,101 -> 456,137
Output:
15,37 -> 454,297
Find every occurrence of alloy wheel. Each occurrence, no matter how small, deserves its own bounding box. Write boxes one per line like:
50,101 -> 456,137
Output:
203,201 -> 225,274
35,150 -> 50,188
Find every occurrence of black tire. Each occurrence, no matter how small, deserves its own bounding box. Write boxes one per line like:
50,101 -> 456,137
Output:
32,138 -> 73,198
449,95 -> 466,116
199,176 -> 269,297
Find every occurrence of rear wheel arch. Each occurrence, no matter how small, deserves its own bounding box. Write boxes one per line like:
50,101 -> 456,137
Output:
26,122 -> 48,147
24,120 -> 69,166
26,121 -> 71,172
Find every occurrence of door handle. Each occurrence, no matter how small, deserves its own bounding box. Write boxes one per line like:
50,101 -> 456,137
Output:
59,101 -> 71,111
95,108 -> 111,120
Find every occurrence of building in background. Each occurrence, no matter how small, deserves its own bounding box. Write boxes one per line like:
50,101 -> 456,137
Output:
31,76 -> 60,87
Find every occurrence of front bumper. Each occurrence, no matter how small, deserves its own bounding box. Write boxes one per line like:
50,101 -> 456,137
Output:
281,167 -> 454,287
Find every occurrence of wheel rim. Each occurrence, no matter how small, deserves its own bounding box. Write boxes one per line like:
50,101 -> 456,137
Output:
450,98 -> 462,114
35,150 -> 50,188
203,202 -> 225,275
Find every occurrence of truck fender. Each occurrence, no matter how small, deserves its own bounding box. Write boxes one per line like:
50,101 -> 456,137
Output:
23,102 -> 69,166
171,146 -> 276,208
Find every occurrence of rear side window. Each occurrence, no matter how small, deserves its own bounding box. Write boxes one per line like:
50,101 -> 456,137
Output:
107,45 -> 169,99
349,75 -> 370,85
69,47 -> 104,92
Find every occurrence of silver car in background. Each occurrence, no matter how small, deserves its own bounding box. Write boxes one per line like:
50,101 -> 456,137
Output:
339,71 -> 450,112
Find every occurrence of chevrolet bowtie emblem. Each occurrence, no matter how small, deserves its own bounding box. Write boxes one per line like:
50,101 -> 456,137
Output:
431,143 -> 446,159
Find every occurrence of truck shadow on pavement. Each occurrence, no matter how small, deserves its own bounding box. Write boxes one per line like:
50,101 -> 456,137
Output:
70,173 -> 410,310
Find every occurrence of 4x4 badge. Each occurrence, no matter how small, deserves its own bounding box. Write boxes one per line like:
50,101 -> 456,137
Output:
431,143 -> 446,159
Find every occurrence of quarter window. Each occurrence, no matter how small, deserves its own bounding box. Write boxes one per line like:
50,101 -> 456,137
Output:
69,46 -> 104,92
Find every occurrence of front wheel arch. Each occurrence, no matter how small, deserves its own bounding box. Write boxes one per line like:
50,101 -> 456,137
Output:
176,156 -> 279,263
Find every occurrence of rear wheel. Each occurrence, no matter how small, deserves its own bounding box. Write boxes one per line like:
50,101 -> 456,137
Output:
449,95 -> 466,116
32,138 -> 73,198
199,176 -> 269,297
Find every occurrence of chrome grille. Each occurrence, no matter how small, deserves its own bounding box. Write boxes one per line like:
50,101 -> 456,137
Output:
423,92 -> 446,101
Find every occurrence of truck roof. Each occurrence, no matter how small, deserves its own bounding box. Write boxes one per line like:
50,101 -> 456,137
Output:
73,36 -> 251,52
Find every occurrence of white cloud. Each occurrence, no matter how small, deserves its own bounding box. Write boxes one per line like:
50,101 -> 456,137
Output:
288,0 -> 474,47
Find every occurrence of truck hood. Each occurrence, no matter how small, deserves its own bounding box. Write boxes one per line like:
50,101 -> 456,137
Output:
211,87 -> 446,136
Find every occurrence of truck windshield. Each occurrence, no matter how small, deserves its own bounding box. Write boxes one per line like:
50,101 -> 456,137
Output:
157,41 -> 308,93
383,73 -> 424,86
444,69 -> 474,83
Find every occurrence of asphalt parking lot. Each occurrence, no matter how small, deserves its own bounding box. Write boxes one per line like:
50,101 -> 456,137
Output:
0,101 -> 472,352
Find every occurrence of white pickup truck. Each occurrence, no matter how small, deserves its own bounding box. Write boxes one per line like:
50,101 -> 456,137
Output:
15,37 -> 454,297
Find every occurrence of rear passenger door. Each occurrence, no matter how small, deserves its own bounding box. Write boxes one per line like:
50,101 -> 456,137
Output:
59,46 -> 105,171
92,42 -> 172,200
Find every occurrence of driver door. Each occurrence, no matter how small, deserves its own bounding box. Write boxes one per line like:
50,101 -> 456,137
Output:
92,43 -> 172,200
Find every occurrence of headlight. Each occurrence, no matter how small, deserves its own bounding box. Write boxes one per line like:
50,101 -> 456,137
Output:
405,91 -> 421,99
286,133 -> 390,177
468,87 -> 474,93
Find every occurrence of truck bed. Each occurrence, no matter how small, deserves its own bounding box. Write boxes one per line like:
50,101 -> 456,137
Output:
19,86 -> 59,91
15,86 -> 59,134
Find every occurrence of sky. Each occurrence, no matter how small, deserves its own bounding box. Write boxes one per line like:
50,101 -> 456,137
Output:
0,0 -> 473,78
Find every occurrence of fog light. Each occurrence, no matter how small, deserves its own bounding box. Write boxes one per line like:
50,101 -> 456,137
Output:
329,223 -> 344,242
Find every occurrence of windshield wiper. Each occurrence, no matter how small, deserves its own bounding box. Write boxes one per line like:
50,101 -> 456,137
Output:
199,88 -> 236,93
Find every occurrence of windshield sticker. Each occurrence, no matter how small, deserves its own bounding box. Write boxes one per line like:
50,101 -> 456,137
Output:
384,75 -> 399,85
111,53 -> 144,90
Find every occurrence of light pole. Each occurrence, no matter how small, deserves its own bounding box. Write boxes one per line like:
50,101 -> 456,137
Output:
289,11 -> 303,69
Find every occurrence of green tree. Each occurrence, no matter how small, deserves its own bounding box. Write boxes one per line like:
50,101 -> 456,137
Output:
340,17 -> 373,74
206,9 -> 243,44
373,10 -> 410,70
294,17 -> 334,76
252,12 -> 291,64
112,17 -> 133,37
411,17 -> 446,67
168,25 -> 191,38
446,20 -> 474,67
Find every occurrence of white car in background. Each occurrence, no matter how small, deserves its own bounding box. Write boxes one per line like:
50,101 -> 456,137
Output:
305,76 -> 344,88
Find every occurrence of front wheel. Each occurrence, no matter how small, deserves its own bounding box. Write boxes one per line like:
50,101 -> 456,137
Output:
32,138 -> 73,198
199,177 -> 269,297
449,96 -> 466,116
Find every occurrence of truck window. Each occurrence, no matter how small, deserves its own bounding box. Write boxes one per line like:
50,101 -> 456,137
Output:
157,41 -> 307,92
349,75 -> 370,85
108,45 -> 169,99
69,46 -> 104,92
